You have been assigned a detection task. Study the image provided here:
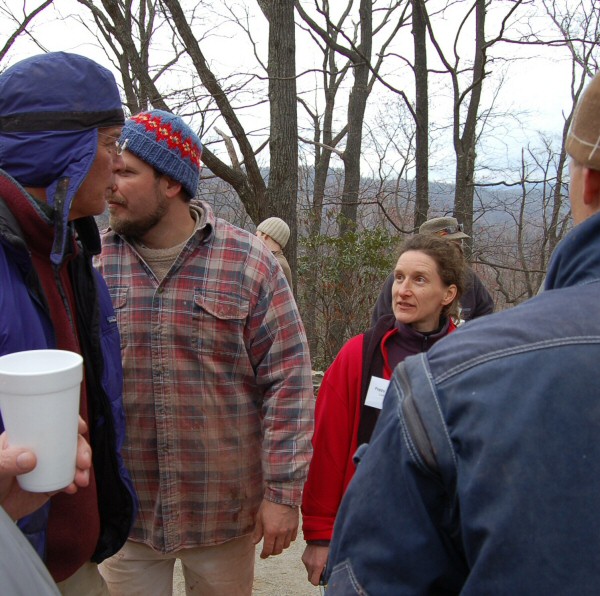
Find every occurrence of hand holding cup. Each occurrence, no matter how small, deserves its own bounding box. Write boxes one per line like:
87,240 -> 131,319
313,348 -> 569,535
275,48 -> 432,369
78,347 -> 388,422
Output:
0,418 -> 91,520
0,349 -> 91,518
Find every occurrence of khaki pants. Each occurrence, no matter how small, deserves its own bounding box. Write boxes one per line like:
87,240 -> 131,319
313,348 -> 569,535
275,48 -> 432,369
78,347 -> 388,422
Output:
99,536 -> 255,596
57,562 -> 110,596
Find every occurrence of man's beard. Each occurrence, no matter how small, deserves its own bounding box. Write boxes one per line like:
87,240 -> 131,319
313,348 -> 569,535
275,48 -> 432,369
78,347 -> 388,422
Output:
109,188 -> 168,240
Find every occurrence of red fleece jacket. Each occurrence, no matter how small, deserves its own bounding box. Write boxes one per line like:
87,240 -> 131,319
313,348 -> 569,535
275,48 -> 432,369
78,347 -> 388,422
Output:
301,320 -> 455,542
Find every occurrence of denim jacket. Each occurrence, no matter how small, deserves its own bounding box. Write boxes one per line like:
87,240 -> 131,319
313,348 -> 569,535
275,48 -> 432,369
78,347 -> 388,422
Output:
326,211 -> 600,595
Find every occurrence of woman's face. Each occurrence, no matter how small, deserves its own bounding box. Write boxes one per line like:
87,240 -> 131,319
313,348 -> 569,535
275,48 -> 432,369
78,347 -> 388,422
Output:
392,250 -> 457,333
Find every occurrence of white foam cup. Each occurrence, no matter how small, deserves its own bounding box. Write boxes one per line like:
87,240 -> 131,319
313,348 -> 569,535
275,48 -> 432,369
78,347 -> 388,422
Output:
0,349 -> 83,492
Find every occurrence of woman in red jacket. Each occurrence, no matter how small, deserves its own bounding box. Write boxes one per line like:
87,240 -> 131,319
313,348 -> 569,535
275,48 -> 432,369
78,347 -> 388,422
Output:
301,234 -> 466,586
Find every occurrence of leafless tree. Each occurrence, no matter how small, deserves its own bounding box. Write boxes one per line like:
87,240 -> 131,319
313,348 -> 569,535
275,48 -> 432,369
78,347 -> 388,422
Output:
411,0 -> 429,228
257,0 -> 300,281
422,0 -> 525,248
67,0 -> 307,279
476,142 -> 569,305
0,0 -> 53,63
4,0 -> 600,369
295,0 -> 409,233
473,0 -> 600,306
541,0 -> 600,254
295,0 -> 410,359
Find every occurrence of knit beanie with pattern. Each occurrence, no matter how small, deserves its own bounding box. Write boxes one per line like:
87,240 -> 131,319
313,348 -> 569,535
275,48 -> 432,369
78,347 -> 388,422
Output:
121,109 -> 202,198
257,217 -> 290,249
567,73 -> 600,170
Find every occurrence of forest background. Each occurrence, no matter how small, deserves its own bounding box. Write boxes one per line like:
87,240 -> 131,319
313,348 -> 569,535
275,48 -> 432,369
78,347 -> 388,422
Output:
1,0 -> 598,369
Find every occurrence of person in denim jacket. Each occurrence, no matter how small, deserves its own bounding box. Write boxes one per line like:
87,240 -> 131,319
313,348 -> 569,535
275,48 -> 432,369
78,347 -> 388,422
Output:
325,71 -> 600,595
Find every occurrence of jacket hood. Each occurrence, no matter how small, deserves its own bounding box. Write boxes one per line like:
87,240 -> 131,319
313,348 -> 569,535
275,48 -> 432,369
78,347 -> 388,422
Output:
0,52 -> 124,265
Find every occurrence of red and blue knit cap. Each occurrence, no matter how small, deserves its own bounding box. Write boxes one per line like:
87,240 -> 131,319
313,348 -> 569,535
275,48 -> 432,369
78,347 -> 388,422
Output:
121,110 -> 202,198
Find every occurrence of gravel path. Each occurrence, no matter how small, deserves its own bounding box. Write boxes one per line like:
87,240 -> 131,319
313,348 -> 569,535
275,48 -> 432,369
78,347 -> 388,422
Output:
173,525 -> 321,595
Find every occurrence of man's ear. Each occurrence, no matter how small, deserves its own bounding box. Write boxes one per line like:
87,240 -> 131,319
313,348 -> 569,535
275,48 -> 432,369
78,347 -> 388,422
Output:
162,175 -> 183,199
583,168 -> 600,207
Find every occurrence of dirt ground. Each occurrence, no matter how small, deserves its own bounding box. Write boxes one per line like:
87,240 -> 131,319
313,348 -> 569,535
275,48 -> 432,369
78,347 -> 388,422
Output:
172,525 -> 321,595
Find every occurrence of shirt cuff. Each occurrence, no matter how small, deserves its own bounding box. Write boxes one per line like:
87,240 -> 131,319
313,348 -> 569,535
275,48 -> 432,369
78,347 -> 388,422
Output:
264,481 -> 304,507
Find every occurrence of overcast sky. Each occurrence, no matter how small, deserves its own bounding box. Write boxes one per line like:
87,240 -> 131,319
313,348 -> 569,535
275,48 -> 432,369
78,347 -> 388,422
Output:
0,0 -> 581,183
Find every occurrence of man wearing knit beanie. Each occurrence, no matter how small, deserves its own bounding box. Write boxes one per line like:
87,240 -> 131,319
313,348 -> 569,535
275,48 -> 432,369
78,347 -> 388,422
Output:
97,110 -> 313,595
0,52 -> 136,594
256,216 -> 293,290
324,71 -> 600,594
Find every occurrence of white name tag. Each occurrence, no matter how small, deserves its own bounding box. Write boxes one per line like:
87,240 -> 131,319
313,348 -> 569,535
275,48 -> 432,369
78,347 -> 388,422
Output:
364,376 -> 390,410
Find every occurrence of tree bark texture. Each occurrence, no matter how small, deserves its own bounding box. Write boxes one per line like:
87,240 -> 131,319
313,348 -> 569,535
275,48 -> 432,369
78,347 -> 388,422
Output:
453,0 -> 486,251
412,0 -> 429,230
339,0 -> 372,236
259,0 -> 299,287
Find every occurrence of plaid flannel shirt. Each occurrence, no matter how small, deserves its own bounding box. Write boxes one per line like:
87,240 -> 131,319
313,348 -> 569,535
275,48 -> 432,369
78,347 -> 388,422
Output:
96,202 -> 314,552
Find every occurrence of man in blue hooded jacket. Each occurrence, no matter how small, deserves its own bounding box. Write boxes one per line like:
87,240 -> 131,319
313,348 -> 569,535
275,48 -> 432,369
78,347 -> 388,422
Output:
0,52 -> 136,594
325,72 -> 600,594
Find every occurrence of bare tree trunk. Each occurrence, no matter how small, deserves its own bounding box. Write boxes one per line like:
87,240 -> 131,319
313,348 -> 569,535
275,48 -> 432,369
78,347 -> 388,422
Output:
453,0 -> 486,251
339,0 -> 372,235
547,122 -> 570,256
412,0 -> 429,230
259,0 -> 299,286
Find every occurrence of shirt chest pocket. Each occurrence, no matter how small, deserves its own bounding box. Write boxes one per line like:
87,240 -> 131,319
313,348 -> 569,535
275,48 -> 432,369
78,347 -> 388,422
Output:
107,286 -> 129,348
192,290 -> 250,356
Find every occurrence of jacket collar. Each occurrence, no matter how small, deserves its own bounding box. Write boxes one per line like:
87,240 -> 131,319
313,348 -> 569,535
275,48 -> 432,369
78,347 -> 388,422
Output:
546,211 -> 600,290
0,168 -> 100,265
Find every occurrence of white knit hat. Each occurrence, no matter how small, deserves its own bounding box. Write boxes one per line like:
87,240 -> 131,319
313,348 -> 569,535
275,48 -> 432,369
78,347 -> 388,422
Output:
256,217 -> 290,249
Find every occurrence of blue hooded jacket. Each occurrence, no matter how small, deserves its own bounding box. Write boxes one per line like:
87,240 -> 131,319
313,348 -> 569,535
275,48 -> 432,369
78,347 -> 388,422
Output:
0,52 -> 136,568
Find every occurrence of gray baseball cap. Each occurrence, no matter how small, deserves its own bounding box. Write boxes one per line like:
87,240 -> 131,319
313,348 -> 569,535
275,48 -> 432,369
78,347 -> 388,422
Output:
418,216 -> 469,240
